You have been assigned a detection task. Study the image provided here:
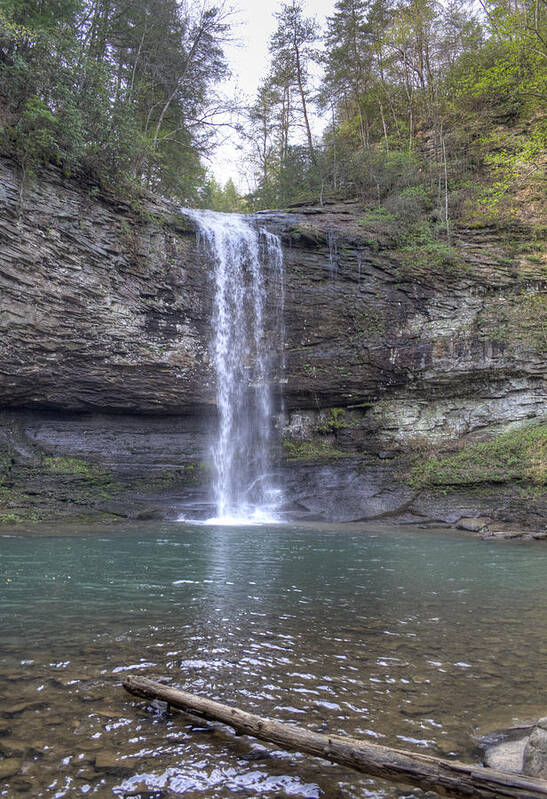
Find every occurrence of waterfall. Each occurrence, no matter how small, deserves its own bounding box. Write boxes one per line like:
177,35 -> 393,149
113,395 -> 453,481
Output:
182,209 -> 285,524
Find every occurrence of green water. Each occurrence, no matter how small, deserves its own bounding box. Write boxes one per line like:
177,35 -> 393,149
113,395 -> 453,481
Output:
0,522 -> 546,797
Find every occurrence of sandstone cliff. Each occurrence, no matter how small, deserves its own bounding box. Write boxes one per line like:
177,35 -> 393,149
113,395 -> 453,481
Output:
0,157 -> 545,528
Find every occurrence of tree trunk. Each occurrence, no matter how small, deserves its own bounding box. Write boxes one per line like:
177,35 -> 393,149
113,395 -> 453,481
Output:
293,40 -> 316,165
123,676 -> 547,799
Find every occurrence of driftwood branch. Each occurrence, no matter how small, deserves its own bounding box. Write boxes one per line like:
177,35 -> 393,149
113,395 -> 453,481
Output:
123,675 -> 547,799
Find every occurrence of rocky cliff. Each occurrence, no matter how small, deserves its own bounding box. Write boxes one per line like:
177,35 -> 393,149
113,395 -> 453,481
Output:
0,157 -> 545,528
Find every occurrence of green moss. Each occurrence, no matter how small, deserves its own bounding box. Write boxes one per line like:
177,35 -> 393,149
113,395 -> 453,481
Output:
0,449 -> 13,473
43,456 -> 106,476
283,438 -> 349,461
0,454 -> 211,525
407,423 -> 546,488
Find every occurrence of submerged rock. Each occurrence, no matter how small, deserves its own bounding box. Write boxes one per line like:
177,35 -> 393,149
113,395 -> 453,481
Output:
0,758 -> 22,779
94,750 -> 133,774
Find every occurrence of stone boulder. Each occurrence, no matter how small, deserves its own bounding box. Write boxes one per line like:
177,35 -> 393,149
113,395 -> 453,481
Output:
523,717 -> 547,778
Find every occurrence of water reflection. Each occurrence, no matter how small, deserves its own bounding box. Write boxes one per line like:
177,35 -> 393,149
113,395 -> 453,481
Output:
0,523 -> 546,797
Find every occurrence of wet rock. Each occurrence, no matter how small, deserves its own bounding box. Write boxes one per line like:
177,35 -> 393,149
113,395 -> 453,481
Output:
75,768 -> 101,781
478,721 -> 547,774
6,777 -> 33,793
523,717 -> 547,778
434,740 -> 463,758
93,708 -> 127,720
0,757 -> 22,778
456,517 -> 490,532
79,690 -> 105,702
400,701 -> 438,717
133,507 -> 165,521
481,529 -> 528,540
96,502 -> 166,521
190,723 -> 215,734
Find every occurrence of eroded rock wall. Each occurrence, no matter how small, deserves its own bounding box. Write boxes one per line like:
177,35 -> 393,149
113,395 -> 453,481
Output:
0,158 -> 545,526
0,157 -> 213,413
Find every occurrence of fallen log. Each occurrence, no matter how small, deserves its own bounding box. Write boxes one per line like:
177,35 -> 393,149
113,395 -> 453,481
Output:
123,675 -> 547,799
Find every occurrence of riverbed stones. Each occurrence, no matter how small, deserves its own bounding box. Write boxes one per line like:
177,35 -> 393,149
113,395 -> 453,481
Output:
120,781 -> 168,797
0,738 -> 47,758
1,700 -> 48,717
523,717 -> 547,778
94,750 -> 133,774
0,757 -> 22,778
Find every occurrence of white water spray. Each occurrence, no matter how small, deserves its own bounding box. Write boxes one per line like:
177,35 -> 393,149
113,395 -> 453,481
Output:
182,209 -> 285,524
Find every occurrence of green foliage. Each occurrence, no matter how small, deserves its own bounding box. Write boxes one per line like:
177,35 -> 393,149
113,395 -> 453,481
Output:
408,424 -> 547,488
396,225 -> 463,272
243,0 -> 546,255
385,185 -> 431,223
0,512 -> 23,524
359,206 -> 396,226
43,456 -> 91,474
0,0 -> 230,202
198,176 -> 246,212
361,191 -> 463,273
451,0 -> 546,119
480,122 -> 547,209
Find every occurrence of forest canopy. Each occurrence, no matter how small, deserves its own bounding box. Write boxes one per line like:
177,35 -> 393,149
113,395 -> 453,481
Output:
0,0 -> 231,200
0,0 -> 545,219
244,0 -> 546,227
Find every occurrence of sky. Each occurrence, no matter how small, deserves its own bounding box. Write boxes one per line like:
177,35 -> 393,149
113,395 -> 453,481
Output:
210,0 -> 336,190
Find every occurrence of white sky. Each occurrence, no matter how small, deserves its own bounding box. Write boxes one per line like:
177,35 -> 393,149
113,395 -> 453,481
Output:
210,0 -> 336,190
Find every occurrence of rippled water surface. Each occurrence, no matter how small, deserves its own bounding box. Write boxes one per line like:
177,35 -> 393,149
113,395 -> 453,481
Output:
1,522 -> 546,798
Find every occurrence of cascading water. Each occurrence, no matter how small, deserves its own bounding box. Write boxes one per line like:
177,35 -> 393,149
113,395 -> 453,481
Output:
182,209 -> 285,524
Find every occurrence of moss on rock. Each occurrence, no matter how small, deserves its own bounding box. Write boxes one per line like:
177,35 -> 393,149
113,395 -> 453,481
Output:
283,438 -> 351,461
407,422 -> 546,488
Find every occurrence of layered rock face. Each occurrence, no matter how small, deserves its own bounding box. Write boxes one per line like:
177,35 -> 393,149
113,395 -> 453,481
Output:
0,157 -> 545,526
0,158 -> 214,413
